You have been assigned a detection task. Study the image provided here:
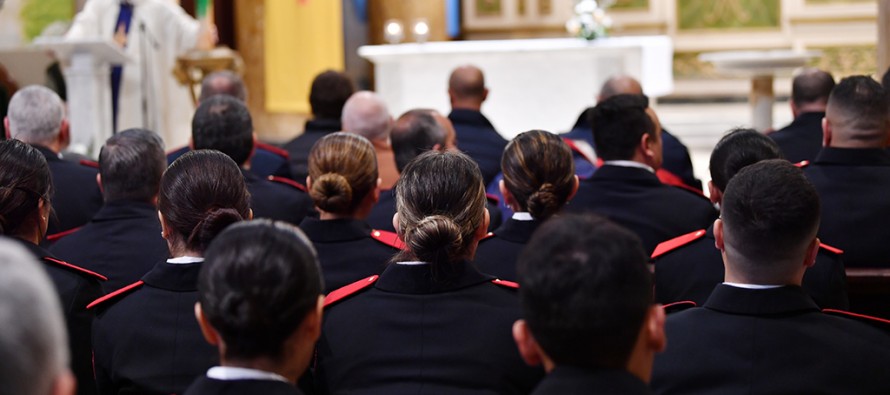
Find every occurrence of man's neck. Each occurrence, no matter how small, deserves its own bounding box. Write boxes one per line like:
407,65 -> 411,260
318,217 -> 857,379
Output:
451,102 -> 482,112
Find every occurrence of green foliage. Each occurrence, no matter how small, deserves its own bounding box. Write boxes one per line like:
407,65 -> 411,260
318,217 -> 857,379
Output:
20,0 -> 73,42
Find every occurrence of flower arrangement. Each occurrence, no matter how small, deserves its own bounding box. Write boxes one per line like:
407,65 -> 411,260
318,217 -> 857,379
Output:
565,0 -> 614,41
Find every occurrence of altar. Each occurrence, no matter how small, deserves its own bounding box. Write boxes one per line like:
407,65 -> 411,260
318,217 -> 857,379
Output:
359,35 -> 673,138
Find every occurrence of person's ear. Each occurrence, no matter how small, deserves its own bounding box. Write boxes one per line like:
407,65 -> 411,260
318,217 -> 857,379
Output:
3,117 -> 10,139
300,295 -> 325,342
392,212 -> 401,236
707,181 -> 722,205
49,369 -> 76,395
482,87 -> 489,102
248,208 -> 254,220
158,211 -> 169,239
194,302 -> 220,346
512,320 -> 544,367
567,175 -> 580,201
432,143 -> 442,151
305,176 -> 313,190
96,173 -> 104,194
474,208 -> 490,241
58,119 -> 70,148
640,133 -> 655,161
248,133 -> 258,161
646,305 -> 667,353
714,218 -> 725,252
372,178 -> 382,204
790,100 -> 799,118
822,117 -> 832,147
499,179 -> 518,211
188,137 -> 195,150
803,237 -> 819,269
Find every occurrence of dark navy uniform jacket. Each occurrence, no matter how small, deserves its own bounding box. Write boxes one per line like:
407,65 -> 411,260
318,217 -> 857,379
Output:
315,261 -> 544,394
91,261 -> 217,395
243,169 -> 314,226
474,217 -> 541,282
167,145 -> 292,180
34,145 -> 103,236
17,238 -> 105,395
531,367 -> 651,395
769,111 -> 825,164
449,109 -> 508,186
652,285 -> 890,394
804,148 -> 890,267
299,217 -> 400,293
652,226 -> 848,309
50,200 -> 168,294
566,165 -> 717,255
283,118 -> 342,183
367,188 -> 503,233
184,376 -> 303,395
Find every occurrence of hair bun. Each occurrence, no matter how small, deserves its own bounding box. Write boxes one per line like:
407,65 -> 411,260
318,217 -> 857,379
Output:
407,215 -> 463,263
310,173 -> 353,214
187,207 -> 244,252
527,183 -> 561,220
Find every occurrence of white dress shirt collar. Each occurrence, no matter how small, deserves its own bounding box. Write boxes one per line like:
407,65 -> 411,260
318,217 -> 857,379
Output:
206,366 -> 289,383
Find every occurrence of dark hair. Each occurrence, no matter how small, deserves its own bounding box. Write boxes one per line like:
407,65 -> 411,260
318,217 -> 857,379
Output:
200,220 -> 322,361
0,140 -> 51,237
395,151 -> 486,265
309,70 -> 355,120
99,128 -> 166,203
192,95 -> 254,166
199,71 -> 247,103
448,66 -> 486,99
791,68 -> 835,107
391,110 -> 446,173
722,160 -> 820,270
502,130 -> 575,220
158,150 -> 251,254
826,75 -> 890,142
709,128 -> 783,191
518,213 -> 651,370
308,132 -> 377,215
882,66 -> 890,91
591,94 -> 656,161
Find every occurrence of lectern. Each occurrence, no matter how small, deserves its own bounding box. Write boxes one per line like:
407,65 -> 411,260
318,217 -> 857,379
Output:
34,38 -> 129,156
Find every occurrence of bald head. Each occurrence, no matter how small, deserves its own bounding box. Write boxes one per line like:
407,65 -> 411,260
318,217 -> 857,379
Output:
599,75 -> 643,101
824,76 -> 890,148
448,65 -> 488,110
341,91 -> 393,142
791,68 -> 834,114
199,71 -> 247,103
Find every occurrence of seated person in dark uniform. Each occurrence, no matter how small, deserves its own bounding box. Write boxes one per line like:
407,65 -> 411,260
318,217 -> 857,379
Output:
90,150 -> 251,395
803,75 -> 890,268
652,160 -> 890,394
167,71 -> 292,179
652,129 -> 847,309
0,239 -> 76,395
300,132 -> 400,293
0,139 -> 104,395
5,85 -> 102,237
185,220 -> 323,395
514,214 -> 665,395
316,151 -> 543,394
341,91 -> 400,190
284,70 -> 354,182
51,129 -> 169,294
768,68 -> 834,164
447,65 -> 508,186
192,95 -> 313,226
475,130 -> 578,282
566,94 -> 717,255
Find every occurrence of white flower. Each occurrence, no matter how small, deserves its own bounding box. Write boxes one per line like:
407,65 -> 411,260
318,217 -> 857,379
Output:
575,0 -> 599,15
565,17 -> 582,34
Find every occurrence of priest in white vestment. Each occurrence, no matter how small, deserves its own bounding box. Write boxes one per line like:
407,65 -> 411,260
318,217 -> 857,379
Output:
66,0 -> 216,150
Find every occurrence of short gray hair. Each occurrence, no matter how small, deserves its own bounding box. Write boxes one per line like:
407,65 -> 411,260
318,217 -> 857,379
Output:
341,91 -> 392,142
7,85 -> 65,146
0,239 -> 69,395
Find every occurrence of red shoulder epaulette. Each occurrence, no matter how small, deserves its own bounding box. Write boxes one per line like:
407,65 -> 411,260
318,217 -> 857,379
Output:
45,226 -> 82,242
657,169 -> 706,197
87,281 -> 144,310
370,230 -> 406,250
562,137 -> 596,165
256,142 -> 290,159
485,193 -> 500,205
651,230 -> 707,260
794,160 -> 810,168
267,176 -> 307,192
79,159 -> 99,169
43,257 -> 107,281
823,309 -> 890,329
324,275 -> 378,308
662,300 -> 697,313
491,278 -> 519,289
819,242 -> 844,255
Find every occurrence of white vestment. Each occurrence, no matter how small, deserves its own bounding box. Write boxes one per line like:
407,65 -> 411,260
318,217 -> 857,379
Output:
66,0 -> 199,149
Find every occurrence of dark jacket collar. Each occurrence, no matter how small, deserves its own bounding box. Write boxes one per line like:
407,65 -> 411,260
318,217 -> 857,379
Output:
791,111 -> 825,127
494,218 -> 540,244
241,168 -> 260,183
141,261 -> 201,292
375,260 -> 494,294
299,217 -> 371,243
533,366 -> 651,395
13,237 -> 55,260
92,200 -> 157,222
590,164 -> 662,186
448,108 -> 496,129
32,144 -> 61,162
814,147 -> 890,166
304,118 -> 341,134
704,284 -> 820,316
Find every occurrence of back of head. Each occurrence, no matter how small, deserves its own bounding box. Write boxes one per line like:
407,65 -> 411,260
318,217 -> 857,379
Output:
310,70 -> 355,120
200,220 -> 322,363
517,214 -> 651,370
825,75 -> 890,146
591,94 -> 655,161
599,75 -> 643,101
341,91 -> 392,142
99,128 -> 166,203
7,85 -> 65,146
199,71 -> 248,103
502,130 -> 575,220
721,160 -> 820,280
448,65 -> 486,101
0,139 -> 51,238
709,128 -> 783,192
791,68 -> 834,108
192,95 -> 254,166
395,150 -> 486,265
308,132 -> 378,215
391,109 -> 446,172
159,150 -> 251,254
0,239 -> 69,395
